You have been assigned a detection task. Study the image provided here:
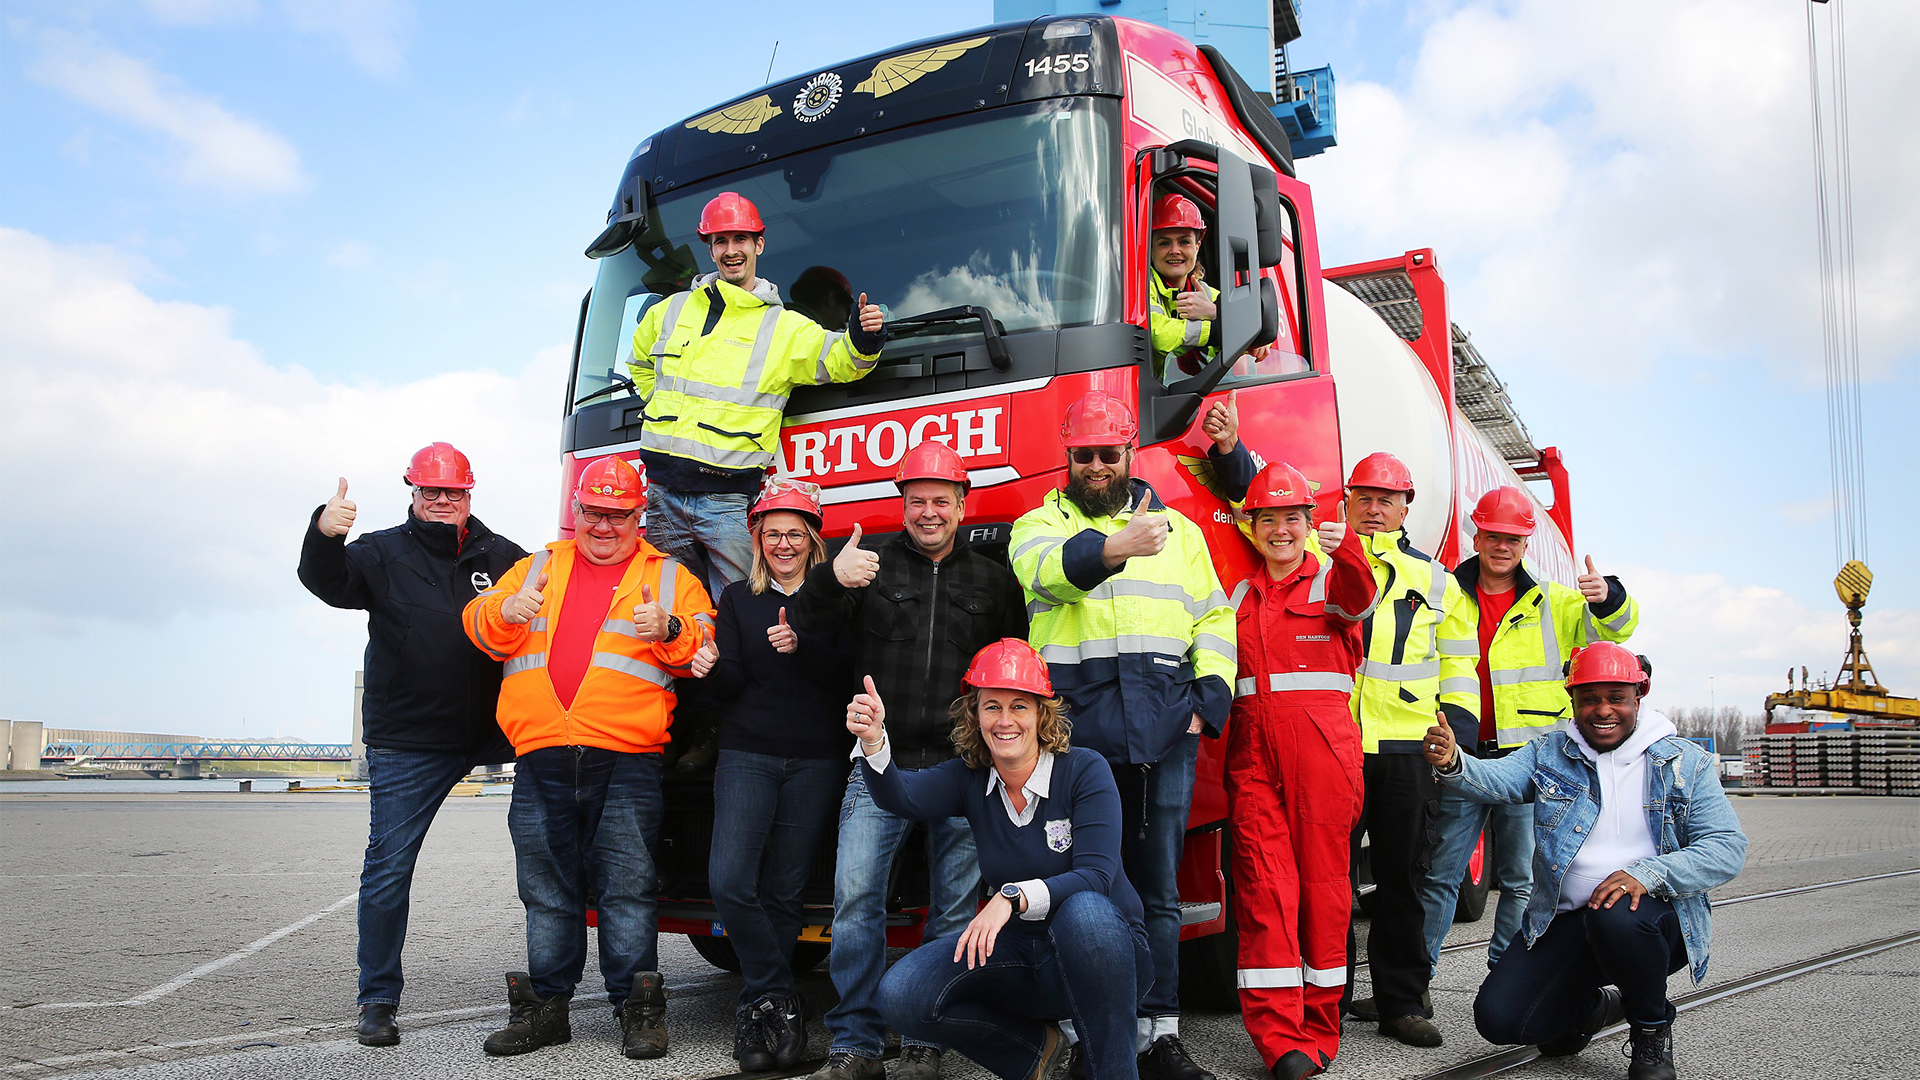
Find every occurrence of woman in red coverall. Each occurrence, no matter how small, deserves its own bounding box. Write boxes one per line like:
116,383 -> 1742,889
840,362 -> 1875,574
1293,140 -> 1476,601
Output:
1226,462 -> 1380,1080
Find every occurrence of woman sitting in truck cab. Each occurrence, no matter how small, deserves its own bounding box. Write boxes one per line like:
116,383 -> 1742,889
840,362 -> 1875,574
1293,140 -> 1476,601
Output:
1149,193 -> 1219,383
691,477 -> 854,1072
848,639 -> 1151,1080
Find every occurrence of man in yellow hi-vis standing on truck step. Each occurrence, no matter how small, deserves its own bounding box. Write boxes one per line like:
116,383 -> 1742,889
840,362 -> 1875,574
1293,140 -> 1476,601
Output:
629,191 -> 888,599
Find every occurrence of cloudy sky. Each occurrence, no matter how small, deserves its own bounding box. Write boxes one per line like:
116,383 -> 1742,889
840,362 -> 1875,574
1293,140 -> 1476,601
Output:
3,0 -> 1914,743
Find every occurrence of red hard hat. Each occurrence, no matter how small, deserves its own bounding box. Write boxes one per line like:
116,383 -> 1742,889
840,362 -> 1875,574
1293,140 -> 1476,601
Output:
1243,462 -> 1317,512
1060,391 -> 1139,448
1151,194 -> 1206,234
1471,486 -> 1537,537
697,192 -> 765,240
1345,452 -> 1415,495
894,440 -> 971,491
1565,642 -> 1651,691
403,442 -> 475,489
963,638 -> 1054,698
752,477 -> 824,528
574,455 -> 647,512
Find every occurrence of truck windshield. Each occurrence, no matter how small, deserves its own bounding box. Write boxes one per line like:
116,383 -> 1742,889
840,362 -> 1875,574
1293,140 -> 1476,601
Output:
572,98 -> 1119,411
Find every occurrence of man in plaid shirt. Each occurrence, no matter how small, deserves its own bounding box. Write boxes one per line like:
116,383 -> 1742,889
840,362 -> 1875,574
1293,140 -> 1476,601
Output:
790,440 -> 1028,1080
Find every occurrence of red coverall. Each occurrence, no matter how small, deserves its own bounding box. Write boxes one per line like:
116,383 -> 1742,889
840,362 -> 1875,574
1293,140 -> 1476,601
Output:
1225,527 -> 1378,1069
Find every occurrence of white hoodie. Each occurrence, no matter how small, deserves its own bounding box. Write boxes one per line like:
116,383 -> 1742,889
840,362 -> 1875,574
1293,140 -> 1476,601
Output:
1556,708 -> 1678,912
690,270 -> 784,307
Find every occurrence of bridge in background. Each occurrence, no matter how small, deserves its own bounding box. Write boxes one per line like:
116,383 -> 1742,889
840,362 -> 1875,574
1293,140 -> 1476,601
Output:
41,741 -> 353,777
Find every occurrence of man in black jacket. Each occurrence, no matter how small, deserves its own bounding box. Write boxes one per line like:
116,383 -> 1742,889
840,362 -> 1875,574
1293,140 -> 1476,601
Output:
297,442 -> 528,1048
790,441 -> 1027,1080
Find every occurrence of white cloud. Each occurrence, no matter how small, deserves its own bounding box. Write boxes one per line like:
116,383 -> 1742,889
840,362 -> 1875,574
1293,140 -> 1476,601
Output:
0,227 -> 563,739
1300,0 -> 1920,385
1621,564 -> 1918,717
135,0 -> 258,24
26,31 -> 305,195
281,0 -> 412,76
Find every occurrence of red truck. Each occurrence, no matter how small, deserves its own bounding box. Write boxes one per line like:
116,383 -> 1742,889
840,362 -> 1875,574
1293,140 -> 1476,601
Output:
560,14 -> 1577,1004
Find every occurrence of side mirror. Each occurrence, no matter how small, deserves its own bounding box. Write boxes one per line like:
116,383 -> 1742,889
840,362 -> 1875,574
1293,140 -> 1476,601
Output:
586,171 -> 650,259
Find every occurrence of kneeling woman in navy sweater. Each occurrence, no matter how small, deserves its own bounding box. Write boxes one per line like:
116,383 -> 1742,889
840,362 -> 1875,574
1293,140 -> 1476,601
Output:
845,639 -> 1150,1080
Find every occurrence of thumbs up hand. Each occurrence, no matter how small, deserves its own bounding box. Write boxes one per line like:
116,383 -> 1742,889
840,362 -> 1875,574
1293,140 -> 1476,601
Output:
502,571 -> 548,625
847,674 -> 888,746
690,638 -> 718,678
1174,290 -> 1217,320
1577,555 -> 1609,604
855,291 -> 885,334
768,606 -> 798,654
1104,511 -> 1171,567
1316,519 -> 1347,551
1202,389 -> 1240,453
318,477 -> 357,537
834,523 -> 880,588
633,583 -> 672,641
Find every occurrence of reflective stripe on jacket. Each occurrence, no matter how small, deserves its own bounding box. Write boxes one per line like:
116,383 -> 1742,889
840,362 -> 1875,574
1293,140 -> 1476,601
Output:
1011,480 -> 1235,765
462,540 -> 715,756
1228,525 -> 1380,712
1453,555 -> 1640,747
1351,528 -> 1479,753
629,273 -> 879,473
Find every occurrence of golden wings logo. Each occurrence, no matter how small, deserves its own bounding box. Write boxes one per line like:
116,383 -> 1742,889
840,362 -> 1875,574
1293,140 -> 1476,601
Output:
685,94 -> 782,135
853,36 -> 992,99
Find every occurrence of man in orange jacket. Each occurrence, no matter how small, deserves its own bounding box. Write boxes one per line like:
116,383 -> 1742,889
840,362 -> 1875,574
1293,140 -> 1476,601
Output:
463,455 -> 715,1061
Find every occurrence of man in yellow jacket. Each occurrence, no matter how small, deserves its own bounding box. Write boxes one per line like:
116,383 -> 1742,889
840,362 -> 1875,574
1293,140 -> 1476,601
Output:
1420,486 -> 1639,980
1341,452 -> 1479,1049
463,456 -> 715,1062
629,192 -> 888,598
1010,391 -> 1245,1080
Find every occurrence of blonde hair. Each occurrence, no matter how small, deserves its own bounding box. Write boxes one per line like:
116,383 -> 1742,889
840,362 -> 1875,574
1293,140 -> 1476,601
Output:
947,689 -> 1072,769
748,513 -> 826,595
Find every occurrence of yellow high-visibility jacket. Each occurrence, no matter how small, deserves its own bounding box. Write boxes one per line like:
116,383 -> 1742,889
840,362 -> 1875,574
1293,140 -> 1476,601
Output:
1452,555 -> 1639,748
1351,528 -> 1479,754
629,273 -> 879,475
1150,272 -> 1217,383
1011,481 -> 1235,765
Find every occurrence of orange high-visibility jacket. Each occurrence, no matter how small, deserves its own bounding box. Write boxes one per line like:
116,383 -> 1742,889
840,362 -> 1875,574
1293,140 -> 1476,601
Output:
462,540 -> 715,756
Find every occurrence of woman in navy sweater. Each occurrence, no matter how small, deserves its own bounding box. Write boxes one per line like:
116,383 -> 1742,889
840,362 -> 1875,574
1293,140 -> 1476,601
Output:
846,639 -> 1151,1080
693,479 -> 853,1070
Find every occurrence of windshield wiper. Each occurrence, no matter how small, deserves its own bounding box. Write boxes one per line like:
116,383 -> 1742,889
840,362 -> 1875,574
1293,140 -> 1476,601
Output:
884,305 -> 1011,372
574,371 -> 639,408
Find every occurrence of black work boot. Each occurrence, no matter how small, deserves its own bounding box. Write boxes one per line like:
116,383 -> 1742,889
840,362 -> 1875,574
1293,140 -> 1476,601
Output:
1624,1022 -> 1676,1080
355,1003 -> 398,1047
756,993 -> 808,1069
807,1050 -> 884,1080
734,1005 -> 774,1071
1539,985 -> 1624,1057
482,972 -> 571,1056
1270,1049 -> 1322,1080
620,971 -> 670,1059
1347,990 -> 1431,1022
1138,1034 -> 1215,1080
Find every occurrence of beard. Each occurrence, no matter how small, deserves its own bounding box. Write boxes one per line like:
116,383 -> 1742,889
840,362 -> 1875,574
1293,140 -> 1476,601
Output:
1065,468 -> 1133,519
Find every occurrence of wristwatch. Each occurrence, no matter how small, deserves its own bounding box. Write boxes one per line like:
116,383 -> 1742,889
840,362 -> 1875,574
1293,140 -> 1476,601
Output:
999,882 -> 1023,910
664,615 -> 683,641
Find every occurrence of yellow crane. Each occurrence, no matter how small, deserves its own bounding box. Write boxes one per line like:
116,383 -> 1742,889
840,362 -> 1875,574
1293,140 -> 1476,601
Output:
1765,561 -> 1919,725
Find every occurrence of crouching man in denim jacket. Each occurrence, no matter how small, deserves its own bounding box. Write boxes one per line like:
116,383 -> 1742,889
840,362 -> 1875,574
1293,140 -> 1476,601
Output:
1421,642 -> 1746,1080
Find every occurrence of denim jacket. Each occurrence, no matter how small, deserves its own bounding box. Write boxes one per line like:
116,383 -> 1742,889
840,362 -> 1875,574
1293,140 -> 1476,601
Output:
1441,729 -> 1747,982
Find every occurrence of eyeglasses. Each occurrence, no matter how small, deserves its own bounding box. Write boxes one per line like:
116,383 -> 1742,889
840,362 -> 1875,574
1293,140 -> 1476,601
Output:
412,487 -> 468,503
1069,447 -> 1129,466
762,530 -> 809,546
578,508 -> 637,526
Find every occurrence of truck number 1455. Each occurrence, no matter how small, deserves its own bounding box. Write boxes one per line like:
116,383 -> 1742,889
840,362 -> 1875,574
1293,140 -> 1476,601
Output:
1024,54 -> 1091,77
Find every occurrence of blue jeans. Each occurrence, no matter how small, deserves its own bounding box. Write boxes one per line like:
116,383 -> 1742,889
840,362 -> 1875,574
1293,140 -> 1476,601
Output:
644,487 -> 754,601
825,767 -> 981,1057
1113,733 -> 1199,1021
1475,897 -> 1687,1044
357,746 -> 488,1006
710,750 -> 845,1007
507,746 -> 664,1006
1421,789 -> 1534,969
880,892 -> 1153,1080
